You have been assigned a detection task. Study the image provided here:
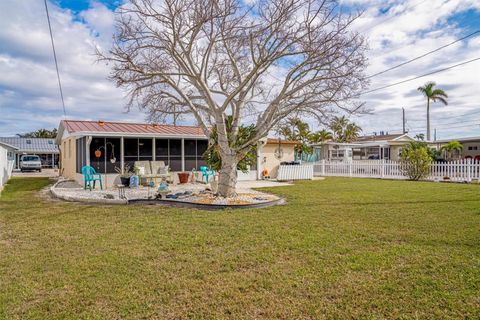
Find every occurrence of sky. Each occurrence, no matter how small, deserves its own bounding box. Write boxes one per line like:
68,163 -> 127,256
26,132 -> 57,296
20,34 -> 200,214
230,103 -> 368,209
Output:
0,0 -> 479,139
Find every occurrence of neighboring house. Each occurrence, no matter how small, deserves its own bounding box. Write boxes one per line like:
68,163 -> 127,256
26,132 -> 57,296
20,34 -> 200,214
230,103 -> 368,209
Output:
0,141 -> 17,192
313,133 -> 416,162
0,137 -> 60,169
56,119 -> 299,186
433,136 -> 480,160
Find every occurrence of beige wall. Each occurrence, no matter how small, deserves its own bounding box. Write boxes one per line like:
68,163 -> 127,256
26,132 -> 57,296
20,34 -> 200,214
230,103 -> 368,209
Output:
390,145 -> 402,161
261,143 -> 296,178
60,136 -> 77,180
459,142 -> 480,158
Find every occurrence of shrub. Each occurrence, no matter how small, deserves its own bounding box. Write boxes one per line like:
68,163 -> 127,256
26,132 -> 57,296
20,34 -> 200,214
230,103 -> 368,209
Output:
400,142 -> 432,180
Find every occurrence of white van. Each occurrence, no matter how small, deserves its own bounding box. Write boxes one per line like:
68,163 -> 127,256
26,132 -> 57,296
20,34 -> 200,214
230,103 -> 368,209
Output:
20,155 -> 42,172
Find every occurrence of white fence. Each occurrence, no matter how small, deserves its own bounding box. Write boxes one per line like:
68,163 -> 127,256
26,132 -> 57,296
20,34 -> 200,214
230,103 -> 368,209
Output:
313,160 -> 480,182
277,164 -> 314,181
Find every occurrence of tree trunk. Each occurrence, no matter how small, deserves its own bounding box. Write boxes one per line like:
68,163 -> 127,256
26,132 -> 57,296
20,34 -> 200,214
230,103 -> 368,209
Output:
217,153 -> 238,198
426,98 -> 431,141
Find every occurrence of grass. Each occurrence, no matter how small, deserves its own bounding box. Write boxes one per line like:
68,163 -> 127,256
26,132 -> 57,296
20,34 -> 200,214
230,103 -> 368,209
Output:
0,177 -> 479,319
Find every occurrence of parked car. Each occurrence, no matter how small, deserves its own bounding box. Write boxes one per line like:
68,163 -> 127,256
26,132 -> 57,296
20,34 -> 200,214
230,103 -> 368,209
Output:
20,155 -> 42,172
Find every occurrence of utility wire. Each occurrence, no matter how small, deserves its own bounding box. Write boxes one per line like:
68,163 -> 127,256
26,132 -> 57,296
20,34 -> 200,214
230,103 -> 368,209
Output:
44,0 -> 67,118
361,57 -> 480,95
366,30 -> 480,79
407,108 -> 480,123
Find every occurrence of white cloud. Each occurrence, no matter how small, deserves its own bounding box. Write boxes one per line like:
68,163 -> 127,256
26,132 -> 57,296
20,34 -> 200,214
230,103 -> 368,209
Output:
0,0 -> 137,136
344,0 -> 480,139
0,0 -> 479,140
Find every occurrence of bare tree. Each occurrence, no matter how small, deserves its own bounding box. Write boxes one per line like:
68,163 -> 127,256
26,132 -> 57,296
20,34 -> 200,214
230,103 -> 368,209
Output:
100,0 -> 368,197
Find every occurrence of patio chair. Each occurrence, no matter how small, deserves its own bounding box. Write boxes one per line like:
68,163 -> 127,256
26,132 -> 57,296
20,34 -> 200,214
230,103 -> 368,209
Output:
199,166 -> 215,183
150,161 -> 169,178
81,165 -> 103,191
134,160 -> 152,185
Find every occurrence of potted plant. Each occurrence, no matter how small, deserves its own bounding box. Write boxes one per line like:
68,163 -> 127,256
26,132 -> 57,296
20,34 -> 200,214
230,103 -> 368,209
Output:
115,164 -> 133,187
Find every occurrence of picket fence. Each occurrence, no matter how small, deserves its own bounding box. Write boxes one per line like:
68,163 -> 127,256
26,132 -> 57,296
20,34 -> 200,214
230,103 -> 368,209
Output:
277,164 -> 314,181
313,159 -> 480,182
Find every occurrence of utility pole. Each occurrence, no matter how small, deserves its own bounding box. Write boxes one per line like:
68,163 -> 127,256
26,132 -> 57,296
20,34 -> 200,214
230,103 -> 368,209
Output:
434,128 -> 437,141
402,108 -> 406,134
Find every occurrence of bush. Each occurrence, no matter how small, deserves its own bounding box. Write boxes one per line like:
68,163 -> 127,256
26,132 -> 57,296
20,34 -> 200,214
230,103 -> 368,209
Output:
400,142 -> 432,180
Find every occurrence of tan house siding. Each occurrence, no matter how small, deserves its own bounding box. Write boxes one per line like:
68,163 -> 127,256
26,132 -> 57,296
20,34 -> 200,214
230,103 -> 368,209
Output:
61,136 -> 77,180
390,145 -> 402,161
261,143 -> 296,178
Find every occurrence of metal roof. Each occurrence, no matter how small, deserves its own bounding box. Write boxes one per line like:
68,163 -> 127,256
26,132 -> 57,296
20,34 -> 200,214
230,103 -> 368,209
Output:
61,120 -> 206,137
0,137 -> 59,153
354,133 -> 406,142
266,138 -> 299,145
0,141 -> 18,150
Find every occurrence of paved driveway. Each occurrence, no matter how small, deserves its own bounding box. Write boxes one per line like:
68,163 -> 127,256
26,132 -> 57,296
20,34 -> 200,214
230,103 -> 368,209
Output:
12,169 -> 60,178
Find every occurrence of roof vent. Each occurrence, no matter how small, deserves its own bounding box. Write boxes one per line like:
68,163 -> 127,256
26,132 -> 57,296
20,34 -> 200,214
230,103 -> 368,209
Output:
98,120 -> 105,127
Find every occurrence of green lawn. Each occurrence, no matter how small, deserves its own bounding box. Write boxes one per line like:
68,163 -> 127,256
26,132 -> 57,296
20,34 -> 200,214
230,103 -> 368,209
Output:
0,177 -> 479,319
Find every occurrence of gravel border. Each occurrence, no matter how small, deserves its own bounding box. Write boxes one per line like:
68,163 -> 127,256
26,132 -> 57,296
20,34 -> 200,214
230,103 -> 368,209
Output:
50,180 -> 128,205
49,179 -> 284,209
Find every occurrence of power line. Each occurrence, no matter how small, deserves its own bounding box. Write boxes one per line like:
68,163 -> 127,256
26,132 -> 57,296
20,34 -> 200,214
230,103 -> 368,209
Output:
366,30 -> 480,79
362,57 -> 480,95
406,108 -> 480,123
44,0 -> 67,118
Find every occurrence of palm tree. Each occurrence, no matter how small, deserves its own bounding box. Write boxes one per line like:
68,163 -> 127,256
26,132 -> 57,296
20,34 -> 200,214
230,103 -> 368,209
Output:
441,140 -> 463,160
343,123 -> 362,143
310,129 -> 333,144
329,116 -> 362,143
329,116 -> 349,142
417,81 -> 448,141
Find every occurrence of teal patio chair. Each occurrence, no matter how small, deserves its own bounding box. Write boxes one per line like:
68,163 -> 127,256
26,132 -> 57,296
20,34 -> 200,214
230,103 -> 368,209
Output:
81,165 -> 103,191
199,166 -> 215,183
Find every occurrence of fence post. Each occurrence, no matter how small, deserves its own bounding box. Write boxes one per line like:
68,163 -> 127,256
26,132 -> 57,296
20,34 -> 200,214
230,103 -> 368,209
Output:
467,158 -> 471,182
349,161 -> 353,177
381,159 -> 385,179
321,159 -> 325,176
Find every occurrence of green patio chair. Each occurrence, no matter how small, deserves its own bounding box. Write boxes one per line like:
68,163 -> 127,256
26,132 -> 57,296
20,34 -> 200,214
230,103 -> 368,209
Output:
81,165 -> 103,191
199,166 -> 215,183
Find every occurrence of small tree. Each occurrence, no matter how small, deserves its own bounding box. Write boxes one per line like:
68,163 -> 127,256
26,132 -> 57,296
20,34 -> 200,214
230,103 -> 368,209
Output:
399,142 -> 432,180
441,140 -> 463,160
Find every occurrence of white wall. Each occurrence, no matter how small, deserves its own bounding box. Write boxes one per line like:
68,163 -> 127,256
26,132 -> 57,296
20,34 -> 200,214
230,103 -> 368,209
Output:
0,145 -> 15,192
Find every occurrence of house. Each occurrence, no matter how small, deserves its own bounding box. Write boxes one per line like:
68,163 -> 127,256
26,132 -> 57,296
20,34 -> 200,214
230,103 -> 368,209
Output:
313,133 -> 416,161
0,137 -> 60,169
56,119 -> 299,186
432,136 -> 480,160
0,141 -> 17,192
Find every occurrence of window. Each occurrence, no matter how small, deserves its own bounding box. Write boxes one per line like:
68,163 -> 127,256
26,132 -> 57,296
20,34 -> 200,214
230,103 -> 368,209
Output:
169,139 -> 182,171
468,146 -> 478,151
48,140 -> 53,144
184,139 -> 208,171
63,141 -> 66,159
123,138 -> 153,168
138,138 -> 153,160
154,138 -> 209,171
89,137 -> 121,174
68,140 -> 71,159
26,139 -> 31,145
